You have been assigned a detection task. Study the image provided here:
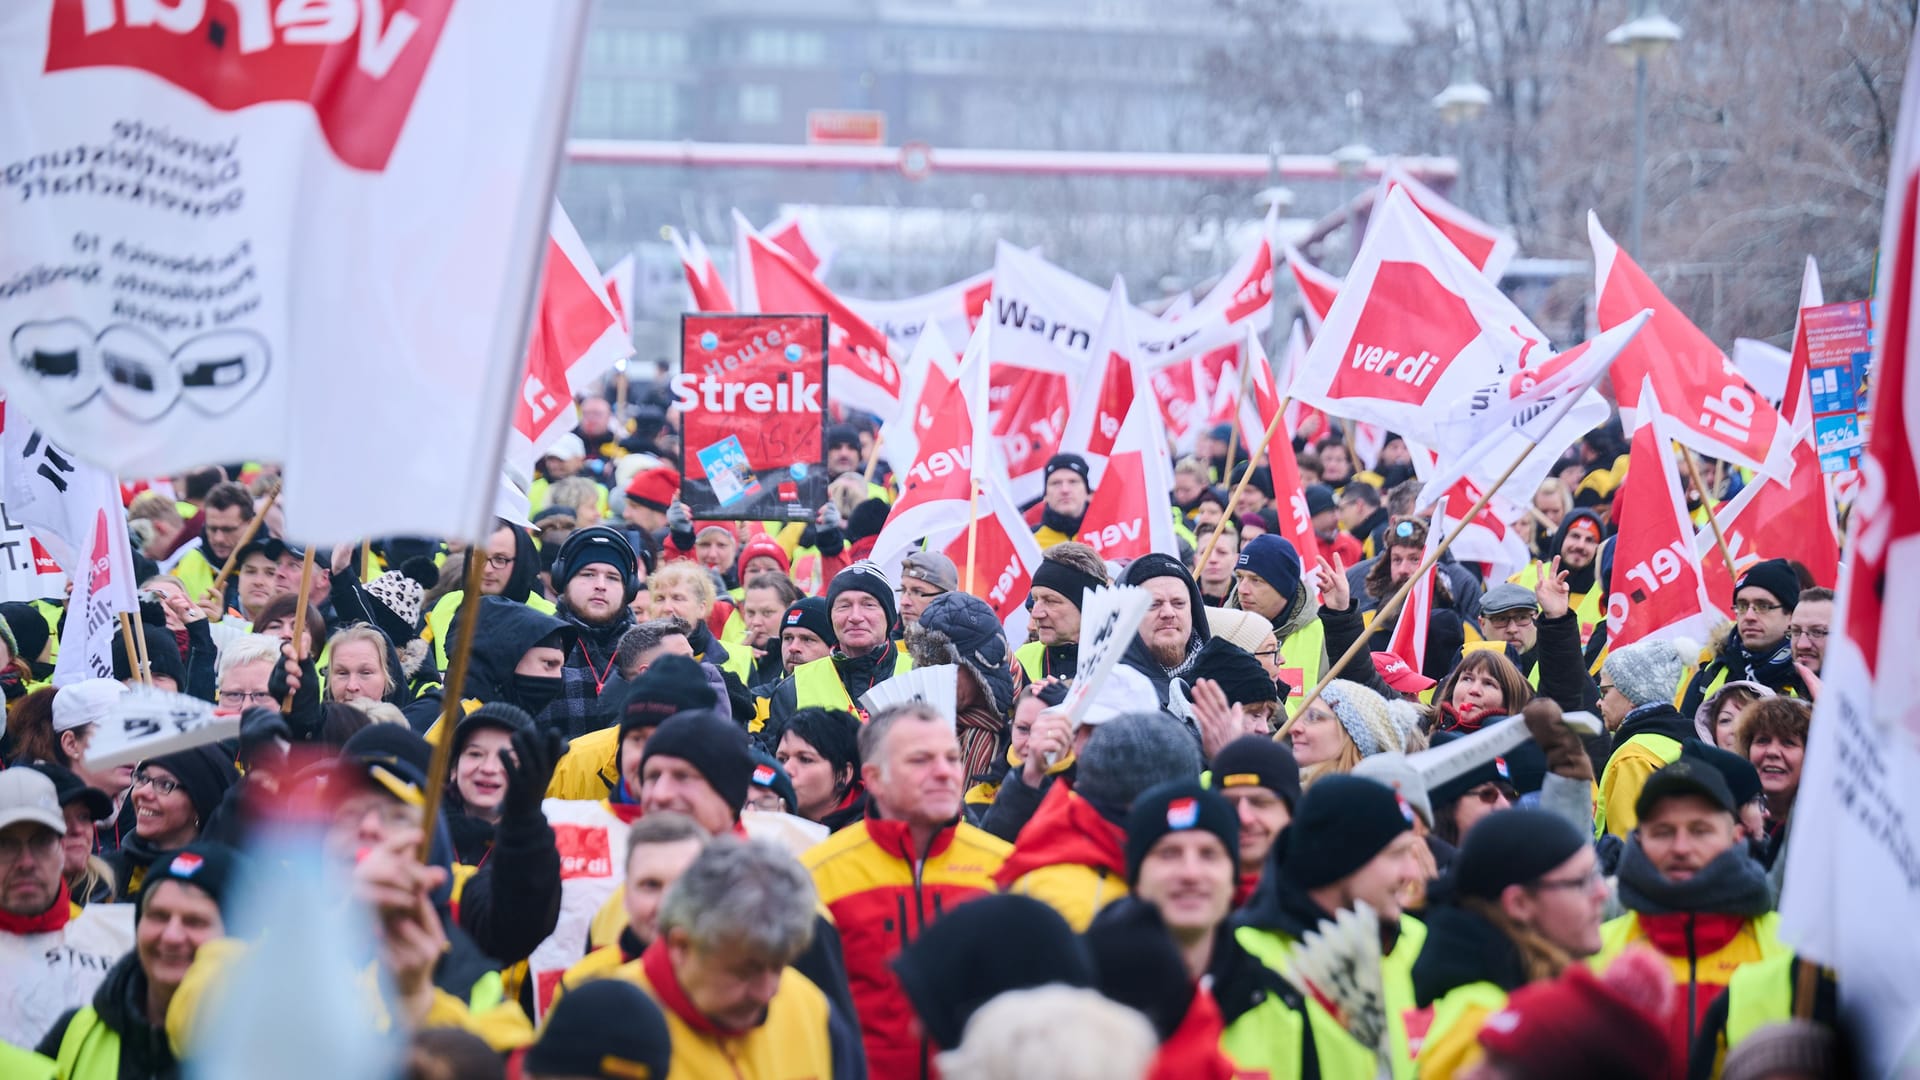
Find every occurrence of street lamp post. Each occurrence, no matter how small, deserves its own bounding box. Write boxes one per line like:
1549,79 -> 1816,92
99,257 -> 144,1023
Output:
1432,20 -> 1491,210
1606,0 -> 1683,259
1331,90 -> 1375,268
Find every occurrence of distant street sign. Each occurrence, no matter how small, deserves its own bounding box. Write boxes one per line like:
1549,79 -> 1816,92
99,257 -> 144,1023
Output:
807,109 -> 886,146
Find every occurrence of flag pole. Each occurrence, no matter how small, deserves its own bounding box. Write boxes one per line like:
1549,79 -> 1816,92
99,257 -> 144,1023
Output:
862,429 -> 886,488
1677,442 -> 1738,579
1274,438 -> 1537,741
1194,397 -> 1292,582
964,477 -> 981,593
417,551 -> 488,863
204,488 -> 279,609
117,613 -> 148,687
129,612 -> 153,688
283,547 -> 317,711
1219,353 -> 1258,480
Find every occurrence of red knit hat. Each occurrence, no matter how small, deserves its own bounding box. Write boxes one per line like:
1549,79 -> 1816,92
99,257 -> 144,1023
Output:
624,466 -> 680,512
1476,951 -> 1674,1079
737,535 -> 791,579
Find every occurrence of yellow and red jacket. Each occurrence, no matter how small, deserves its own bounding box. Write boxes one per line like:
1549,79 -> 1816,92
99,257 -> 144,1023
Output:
990,782 -> 1130,931
802,813 -> 1012,1080
616,937 -> 836,1080
1592,910 -> 1787,1072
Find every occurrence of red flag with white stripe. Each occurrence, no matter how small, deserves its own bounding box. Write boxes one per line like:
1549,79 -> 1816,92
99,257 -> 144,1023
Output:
602,253 -> 636,338
1076,393 -> 1178,564
1388,497 -> 1446,674
1781,256 -> 1826,433
670,228 -> 735,313
765,210 -> 835,279
1057,279 -> 1144,485
1603,381 -> 1716,651
1281,241 -> 1340,335
513,202 -> 632,462
939,473 -> 1043,645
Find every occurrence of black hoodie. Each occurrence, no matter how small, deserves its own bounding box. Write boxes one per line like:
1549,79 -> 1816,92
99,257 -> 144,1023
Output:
1408,901 -> 1534,1009
38,952 -> 179,1079
1547,509 -> 1607,597
454,596 -> 578,734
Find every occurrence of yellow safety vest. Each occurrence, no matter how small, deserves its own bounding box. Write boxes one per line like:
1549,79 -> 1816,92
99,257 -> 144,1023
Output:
1594,732 -> 1684,837
1235,915 -> 1425,1080
1725,949 -> 1798,1047
790,651 -> 914,717
1278,619 -> 1326,713
54,1007 -> 119,1080
1509,562 -> 1605,645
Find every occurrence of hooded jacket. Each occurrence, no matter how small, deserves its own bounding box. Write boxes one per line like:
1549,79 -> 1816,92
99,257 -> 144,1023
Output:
453,597 -> 579,735
991,782 -> 1129,931
38,951 -> 177,1080
1597,840 -> 1785,1078
1598,703 -> 1700,837
1117,587 -> 1210,719
802,807 -> 1012,1080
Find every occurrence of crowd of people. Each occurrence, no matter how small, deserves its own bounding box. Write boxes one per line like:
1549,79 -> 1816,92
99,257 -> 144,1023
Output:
0,380 -> 1849,1080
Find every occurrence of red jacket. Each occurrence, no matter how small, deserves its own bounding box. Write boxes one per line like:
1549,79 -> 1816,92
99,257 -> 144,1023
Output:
1150,983 -> 1237,1080
802,812 -> 1013,1080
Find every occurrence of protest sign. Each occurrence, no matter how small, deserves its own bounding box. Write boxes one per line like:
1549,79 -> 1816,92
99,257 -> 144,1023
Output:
1059,585 -> 1153,734
1801,300 -> 1875,472
85,685 -> 236,770
675,314 -> 828,521
0,503 -> 63,602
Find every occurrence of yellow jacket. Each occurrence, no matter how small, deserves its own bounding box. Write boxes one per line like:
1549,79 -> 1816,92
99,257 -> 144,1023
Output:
615,943 -> 836,1080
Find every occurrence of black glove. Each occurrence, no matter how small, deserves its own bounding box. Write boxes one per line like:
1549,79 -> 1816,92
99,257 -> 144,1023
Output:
267,652 -> 322,741
501,725 -> 564,818
238,705 -> 292,773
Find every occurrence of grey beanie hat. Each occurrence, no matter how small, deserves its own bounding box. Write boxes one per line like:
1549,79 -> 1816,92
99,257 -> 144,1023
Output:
1351,751 -> 1433,828
1074,713 -> 1203,810
1602,636 -> 1697,708
1320,679 -> 1400,758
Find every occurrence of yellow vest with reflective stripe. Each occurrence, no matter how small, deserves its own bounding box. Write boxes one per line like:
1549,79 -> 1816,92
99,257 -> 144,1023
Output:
1415,980 -> 1509,1079
791,651 -> 913,716
1509,561 -> 1605,645
54,1007 -> 118,1080
1278,619 -> 1326,712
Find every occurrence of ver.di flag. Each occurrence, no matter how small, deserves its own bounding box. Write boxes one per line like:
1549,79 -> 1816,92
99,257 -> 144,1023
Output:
1388,497 -> 1447,676
868,314 -> 992,587
1603,381 -> 1717,652
0,2 -> 592,543
1373,164 -> 1518,281
1280,241 -> 1340,335
1056,278 -> 1144,486
1781,41 -> 1920,1072
1291,185 -> 1549,444
669,227 -> 735,313
1590,213 -> 1794,482
1076,391 -> 1177,564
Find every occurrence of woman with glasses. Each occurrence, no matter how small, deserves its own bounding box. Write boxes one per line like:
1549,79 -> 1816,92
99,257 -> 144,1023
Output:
103,746 -> 235,904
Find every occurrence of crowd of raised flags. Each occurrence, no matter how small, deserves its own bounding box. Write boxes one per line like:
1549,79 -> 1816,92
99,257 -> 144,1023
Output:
1,3 -> 1918,1079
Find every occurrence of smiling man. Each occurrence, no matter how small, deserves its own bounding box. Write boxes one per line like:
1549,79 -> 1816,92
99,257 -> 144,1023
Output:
803,703 -> 1012,1077
765,563 -> 912,742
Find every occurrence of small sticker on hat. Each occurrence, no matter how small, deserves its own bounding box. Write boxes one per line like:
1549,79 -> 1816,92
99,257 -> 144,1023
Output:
752,764 -> 776,785
785,610 -> 802,625
1495,756 -> 1510,780
1166,796 -> 1199,829
170,852 -> 205,877
1396,793 -> 1416,825
1221,773 -> 1260,788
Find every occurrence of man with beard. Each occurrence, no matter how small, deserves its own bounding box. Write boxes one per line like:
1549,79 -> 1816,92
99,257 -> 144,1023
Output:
169,481 -> 253,607
1679,559 -> 1808,715
1510,509 -> 1606,646
1016,542 -> 1109,686
1232,535 -> 1326,715
1118,554 -> 1211,716
549,526 -> 642,735
1785,586 -> 1832,678
1033,453 -> 1092,549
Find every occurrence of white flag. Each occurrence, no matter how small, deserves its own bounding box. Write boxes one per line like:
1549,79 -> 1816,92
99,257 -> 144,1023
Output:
0,2 -> 592,543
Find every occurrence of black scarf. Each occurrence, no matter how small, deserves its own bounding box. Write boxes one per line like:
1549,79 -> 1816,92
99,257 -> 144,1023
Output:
1615,838 -> 1774,917
1040,506 -> 1085,537
1726,635 -> 1796,688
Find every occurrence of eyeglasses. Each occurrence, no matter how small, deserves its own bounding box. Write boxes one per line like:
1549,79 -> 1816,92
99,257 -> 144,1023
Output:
0,829 -> 60,863
219,690 -> 275,707
1465,784 -> 1508,806
1597,683 -> 1616,695
131,771 -> 180,796
484,553 -> 515,570
1484,612 -> 1536,629
1252,647 -> 1281,661
1732,599 -> 1782,615
1530,868 -> 1604,892
1787,625 -> 1829,641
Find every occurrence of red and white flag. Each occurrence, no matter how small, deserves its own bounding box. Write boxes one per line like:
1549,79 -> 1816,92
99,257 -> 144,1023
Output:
1273,319 -> 1333,444
1603,382 -> 1717,651
845,269 -> 993,355
1205,326 -> 1287,455
1292,186 -> 1548,442
1780,41 -> 1920,1071
1388,498 -> 1447,675
1418,311 -> 1652,512
1281,241 -> 1341,335
1182,201 -> 1278,334
511,203 -> 632,464
670,228 -> 736,313
984,243 -> 1107,499
868,316 -> 991,586
1412,464 -> 1532,580
1057,280 -> 1146,485
1695,438 -> 1840,610
876,323 -> 959,493
1149,357 -> 1208,455
1268,415 -> 1322,573
1375,164 -> 1518,281
765,209 -> 835,279
0,3 -> 592,543
602,253 -> 637,339
735,211 -> 902,418
1076,393 -> 1178,564
937,473 -> 1043,646
1590,213 -> 1794,482
1780,255 -> 1826,433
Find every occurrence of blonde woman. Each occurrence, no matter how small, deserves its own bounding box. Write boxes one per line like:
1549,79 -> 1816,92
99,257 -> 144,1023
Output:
1287,679 -> 1414,785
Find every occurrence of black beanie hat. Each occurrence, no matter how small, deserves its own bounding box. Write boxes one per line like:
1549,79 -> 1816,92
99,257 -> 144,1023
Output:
1043,452 -> 1091,486
1124,779 -> 1239,887
553,525 -> 638,595
1120,552 -> 1211,640
847,499 -> 891,543
524,977 -> 672,1080
1030,558 -> 1104,612
1682,741 -> 1764,809
825,562 -> 898,635
616,654 -> 718,740
748,745 -> 800,814
451,701 -> 532,759
138,841 -> 244,923
1209,735 -> 1302,810
780,596 -> 836,646
1451,807 -> 1590,901
640,709 -> 754,815
1186,638 -> 1280,707
342,723 -> 434,776
141,744 -> 238,827
113,625 -> 188,689
892,893 -> 1095,1051
1084,897 -> 1192,1041
0,602 -> 50,664
1734,557 -> 1801,613
1276,775 -> 1415,890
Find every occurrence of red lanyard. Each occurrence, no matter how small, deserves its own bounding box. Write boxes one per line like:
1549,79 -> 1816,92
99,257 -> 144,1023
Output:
576,641 -> 615,694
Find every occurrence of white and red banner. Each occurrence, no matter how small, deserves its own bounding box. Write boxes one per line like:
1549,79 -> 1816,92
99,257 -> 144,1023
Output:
1057,279 -> 1145,485
1281,242 -> 1340,335
0,403 -> 70,601
1375,164 -> 1518,281
735,212 -> 901,418
1388,497 -> 1446,675
1180,201 -> 1278,335
1781,41 -> 1920,1072
1695,437 -> 1840,608
0,1 -> 591,543
1590,213 -> 1794,482
670,228 -> 736,313
1076,392 -> 1177,563
1292,186 -> 1548,443
875,322 -> 959,493
1206,326 -> 1286,455
1781,255 -> 1826,432
938,474 -> 1042,646
674,314 -> 828,522
845,269 -> 992,355
1603,383 -> 1716,651
765,209 -> 835,279
869,314 -> 992,585
601,253 -> 636,339
530,798 -> 630,1022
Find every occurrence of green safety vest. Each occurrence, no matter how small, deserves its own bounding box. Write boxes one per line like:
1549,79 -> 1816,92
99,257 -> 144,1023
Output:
1724,950 -> 1797,1047
791,651 -> 913,717
1509,562 -> 1605,645
1594,732 -> 1684,836
53,1007 -> 120,1080
1015,640 -> 1046,682
1278,619 -> 1326,712
1234,915 -> 1425,1080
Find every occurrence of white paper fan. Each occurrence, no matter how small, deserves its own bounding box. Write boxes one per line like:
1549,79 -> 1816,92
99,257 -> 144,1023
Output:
1285,899 -> 1389,1055
858,664 -> 959,725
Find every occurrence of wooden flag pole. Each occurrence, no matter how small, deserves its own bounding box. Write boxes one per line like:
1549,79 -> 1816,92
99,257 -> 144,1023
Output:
117,613 -> 148,687
964,477 -> 982,594
862,429 -> 886,488
1193,397 -> 1292,582
360,537 -> 374,583
417,552 -> 488,863
205,488 -> 279,607
1677,442 -> 1738,580
1274,438 -> 1538,741
282,547 -> 317,711
130,613 -> 153,688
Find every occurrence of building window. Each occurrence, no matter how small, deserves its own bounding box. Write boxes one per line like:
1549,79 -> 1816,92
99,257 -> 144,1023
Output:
619,82 -> 680,136
738,84 -> 780,125
742,29 -> 826,67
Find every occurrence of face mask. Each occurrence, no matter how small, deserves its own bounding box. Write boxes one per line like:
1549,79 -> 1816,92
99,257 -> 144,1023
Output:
512,674 -> 564,716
